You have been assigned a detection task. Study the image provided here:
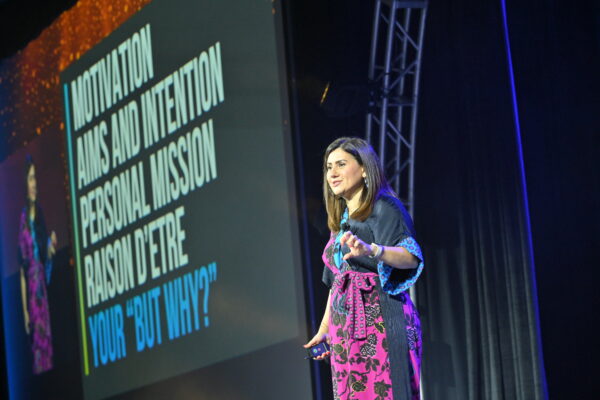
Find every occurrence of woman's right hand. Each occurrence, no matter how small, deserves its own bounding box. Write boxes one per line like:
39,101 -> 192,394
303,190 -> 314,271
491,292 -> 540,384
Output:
303,330 -> 331,360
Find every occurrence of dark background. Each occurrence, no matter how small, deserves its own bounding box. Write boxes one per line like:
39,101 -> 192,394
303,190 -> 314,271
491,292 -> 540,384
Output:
2,0 -> 599,399
285,0 -> 599,398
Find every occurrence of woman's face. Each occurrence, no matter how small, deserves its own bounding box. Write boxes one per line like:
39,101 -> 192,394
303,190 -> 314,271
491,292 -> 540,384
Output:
27,165 -> 37,203
326,148 -> 365,200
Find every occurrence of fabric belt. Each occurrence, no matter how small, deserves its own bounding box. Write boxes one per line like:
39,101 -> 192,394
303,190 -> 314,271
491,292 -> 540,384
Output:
334,270 -> 378,339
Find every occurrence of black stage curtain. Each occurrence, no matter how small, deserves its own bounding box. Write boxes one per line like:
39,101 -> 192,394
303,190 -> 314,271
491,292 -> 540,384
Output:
505,1 -> 600,398
288,0 -> 599,398
413,1 -> 547,399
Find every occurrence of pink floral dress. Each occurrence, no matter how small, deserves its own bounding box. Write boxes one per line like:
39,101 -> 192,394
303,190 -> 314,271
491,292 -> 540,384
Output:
18,206 -> 54,374
322,195 -> 423,400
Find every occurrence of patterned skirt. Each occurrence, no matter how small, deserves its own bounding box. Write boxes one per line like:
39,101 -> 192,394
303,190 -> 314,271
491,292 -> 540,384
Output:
27,259 -> 53,374
328,270 -> 421,400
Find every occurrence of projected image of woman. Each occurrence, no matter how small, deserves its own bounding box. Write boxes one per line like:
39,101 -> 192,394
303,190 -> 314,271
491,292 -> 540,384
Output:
305,137 -> 424,400
18,155 -> 56,374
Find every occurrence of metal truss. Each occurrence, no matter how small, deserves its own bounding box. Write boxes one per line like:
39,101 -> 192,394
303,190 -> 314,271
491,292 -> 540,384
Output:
366,8 -> 428,390
366,0 -> 428,217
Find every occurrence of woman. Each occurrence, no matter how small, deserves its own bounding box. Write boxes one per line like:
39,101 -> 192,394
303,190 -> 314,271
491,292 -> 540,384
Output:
305,137 -> 424,400
18,155 -> 56,374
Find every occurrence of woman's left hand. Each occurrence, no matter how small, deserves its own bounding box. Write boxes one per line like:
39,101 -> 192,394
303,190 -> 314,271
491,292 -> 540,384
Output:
340,231 -> 372,260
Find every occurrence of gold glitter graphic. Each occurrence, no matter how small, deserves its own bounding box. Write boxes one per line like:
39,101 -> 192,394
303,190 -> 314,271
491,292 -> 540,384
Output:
0,0 -> 152,155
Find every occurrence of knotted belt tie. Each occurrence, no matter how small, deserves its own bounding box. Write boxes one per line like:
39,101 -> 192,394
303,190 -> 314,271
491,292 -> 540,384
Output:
335,271 -> 378,340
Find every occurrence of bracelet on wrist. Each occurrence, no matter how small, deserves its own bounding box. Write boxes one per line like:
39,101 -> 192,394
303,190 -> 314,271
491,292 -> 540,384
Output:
369,243 -> 384,259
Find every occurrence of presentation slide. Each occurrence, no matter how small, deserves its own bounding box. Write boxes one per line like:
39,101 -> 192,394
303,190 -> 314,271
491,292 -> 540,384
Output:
1,1 -> 313,399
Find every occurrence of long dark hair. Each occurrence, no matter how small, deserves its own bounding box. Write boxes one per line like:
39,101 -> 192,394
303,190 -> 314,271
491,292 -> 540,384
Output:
23,154 -> 38,233
22,155 -> 47,258
323,137 -> 395,231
